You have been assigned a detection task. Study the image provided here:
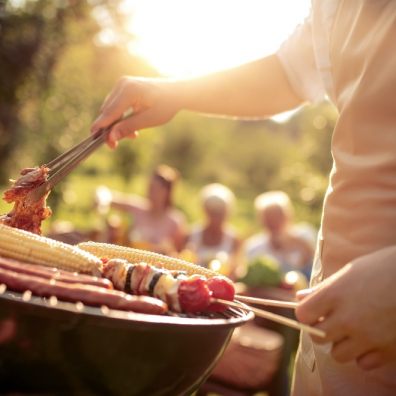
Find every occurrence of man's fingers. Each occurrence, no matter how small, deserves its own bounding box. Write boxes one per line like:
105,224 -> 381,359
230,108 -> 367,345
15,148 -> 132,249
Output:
106,115 -> 146,148
331,336 -> 371,364
101,86 -> 132,116
295,286 -> 335,325
92,89 -> 132,134
309,313 -> 343,344
91,111 -> 118,135
126,130 -> 139,140
100,77 -> 129,112
106,135 -> 118,149
100,90 -> 117,113
106,127 -> 138,149
107,129 -> 138,149
106,107 -> 164,148
105,103 -> 161,148
296,287 -> 315,300
357,350 -> 385,371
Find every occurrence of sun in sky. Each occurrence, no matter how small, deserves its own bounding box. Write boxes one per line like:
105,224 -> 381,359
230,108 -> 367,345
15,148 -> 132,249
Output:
120,0 -> 311,78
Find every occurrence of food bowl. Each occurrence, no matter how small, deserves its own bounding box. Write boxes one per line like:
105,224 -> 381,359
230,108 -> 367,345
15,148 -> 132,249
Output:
0,290 -> 253,395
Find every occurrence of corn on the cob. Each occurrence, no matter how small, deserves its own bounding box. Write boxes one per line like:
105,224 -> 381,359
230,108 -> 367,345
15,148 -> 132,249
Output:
78,241 -> 219,278
0,224 -> 102,275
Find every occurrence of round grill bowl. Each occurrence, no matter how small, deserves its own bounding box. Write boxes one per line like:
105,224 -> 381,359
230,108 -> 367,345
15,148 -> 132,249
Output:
0,290 -> 253,395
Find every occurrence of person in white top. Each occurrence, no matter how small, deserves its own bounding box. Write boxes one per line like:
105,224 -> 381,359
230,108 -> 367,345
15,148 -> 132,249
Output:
186,183 -> 240,279
91,1 -> 396,394
245,191 -> 314,279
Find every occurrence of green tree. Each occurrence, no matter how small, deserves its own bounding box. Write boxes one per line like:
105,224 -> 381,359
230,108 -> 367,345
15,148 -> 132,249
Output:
0,0 -> 93,183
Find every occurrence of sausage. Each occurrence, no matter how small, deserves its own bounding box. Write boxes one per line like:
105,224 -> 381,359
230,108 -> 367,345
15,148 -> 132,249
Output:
0,267 -> 167,315
0,257 -> 113,289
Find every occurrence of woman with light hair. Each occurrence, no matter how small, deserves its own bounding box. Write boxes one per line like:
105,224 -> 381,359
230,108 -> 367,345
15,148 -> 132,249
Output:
186,183 -> 241,278
246,190 -> 315,277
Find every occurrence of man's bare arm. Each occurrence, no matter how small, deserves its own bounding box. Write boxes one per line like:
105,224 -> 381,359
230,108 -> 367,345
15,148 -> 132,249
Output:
91,54 -> 303,147
178,54 -> 303,117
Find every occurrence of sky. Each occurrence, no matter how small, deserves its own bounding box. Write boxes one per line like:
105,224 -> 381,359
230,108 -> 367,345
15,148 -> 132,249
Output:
121,0 -> 311,78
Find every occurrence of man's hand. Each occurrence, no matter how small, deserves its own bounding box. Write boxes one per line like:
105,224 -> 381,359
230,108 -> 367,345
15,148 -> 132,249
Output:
295,246 -> 396,370
91,77 -> 180,148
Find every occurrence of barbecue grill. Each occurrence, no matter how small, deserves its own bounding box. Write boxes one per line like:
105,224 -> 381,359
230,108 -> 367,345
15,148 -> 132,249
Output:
0,288 -> 253,395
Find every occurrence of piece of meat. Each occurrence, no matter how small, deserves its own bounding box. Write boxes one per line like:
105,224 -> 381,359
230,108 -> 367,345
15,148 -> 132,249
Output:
103,259 -> 184,311
0,257 -> 113,289
0,267 -> 168,315
1,166 -> 52,234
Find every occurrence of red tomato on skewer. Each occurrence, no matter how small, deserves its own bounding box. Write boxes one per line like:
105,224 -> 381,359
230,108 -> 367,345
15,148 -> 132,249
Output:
207,276 -> 235,312
178,275 -> 211,313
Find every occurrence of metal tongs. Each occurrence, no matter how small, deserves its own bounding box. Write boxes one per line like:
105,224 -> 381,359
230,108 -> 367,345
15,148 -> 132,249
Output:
28,111 -> 133,202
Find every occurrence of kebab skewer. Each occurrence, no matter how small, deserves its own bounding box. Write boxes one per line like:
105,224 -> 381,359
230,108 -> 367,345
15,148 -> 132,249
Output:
102,258 -> 235,313
82,243 -> 326,336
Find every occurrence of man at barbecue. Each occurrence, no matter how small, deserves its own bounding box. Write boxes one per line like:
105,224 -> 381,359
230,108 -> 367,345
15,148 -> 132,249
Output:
91,1 -> 396,395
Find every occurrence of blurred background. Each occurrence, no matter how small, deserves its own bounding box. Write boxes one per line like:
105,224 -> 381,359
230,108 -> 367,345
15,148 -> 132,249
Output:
0,2 -> 338,393
0,0 -> 335,238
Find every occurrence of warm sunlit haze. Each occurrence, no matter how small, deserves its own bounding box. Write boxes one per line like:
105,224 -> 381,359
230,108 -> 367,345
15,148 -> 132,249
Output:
120,0 -> 311,78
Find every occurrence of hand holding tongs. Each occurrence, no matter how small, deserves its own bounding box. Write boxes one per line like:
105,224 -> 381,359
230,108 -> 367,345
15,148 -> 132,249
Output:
28,111 -> 133,202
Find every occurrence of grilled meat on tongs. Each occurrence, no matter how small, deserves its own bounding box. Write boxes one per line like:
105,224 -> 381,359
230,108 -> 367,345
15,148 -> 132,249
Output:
0,166 -> 52,234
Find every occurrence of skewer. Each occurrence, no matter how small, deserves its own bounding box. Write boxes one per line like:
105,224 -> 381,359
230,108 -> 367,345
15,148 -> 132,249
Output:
235,294 -> 298,309
213,298 -> 326,338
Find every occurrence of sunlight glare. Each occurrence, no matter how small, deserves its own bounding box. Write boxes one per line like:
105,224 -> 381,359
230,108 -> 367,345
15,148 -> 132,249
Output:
122,0 -> 310,78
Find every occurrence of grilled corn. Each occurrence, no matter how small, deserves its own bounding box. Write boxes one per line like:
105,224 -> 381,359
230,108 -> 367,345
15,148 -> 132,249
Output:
78,241 -> 218,278
0,224 -> 102,275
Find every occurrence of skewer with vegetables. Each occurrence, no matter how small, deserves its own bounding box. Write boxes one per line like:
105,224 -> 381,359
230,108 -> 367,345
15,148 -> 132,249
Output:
102,258 -> 235,313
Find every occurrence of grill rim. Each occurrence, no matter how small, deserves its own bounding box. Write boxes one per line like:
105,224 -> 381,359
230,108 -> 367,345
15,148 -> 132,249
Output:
0,289 -> 254,329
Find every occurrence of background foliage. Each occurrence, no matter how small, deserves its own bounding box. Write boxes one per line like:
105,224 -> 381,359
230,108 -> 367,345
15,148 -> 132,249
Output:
0,0 -> 337,239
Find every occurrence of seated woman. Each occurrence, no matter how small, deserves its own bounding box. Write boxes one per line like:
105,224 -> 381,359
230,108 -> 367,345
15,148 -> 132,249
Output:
95,164 -> 186,255
186,183 -> 241,279
245,190 -> 315,279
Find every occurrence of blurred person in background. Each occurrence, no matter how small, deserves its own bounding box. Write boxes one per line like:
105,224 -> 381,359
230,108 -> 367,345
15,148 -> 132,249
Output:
95,164 -> 186,255
185,183 -> 241,279
91,2 -> 396,394
245,190 -> 315,280
47,220 -> 87,245
92,213 -> 126,245
243,191 -> 315,395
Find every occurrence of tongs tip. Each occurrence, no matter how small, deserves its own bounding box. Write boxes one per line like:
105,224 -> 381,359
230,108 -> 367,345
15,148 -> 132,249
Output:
25,111 -> 134,202
26,182 -> 50,203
